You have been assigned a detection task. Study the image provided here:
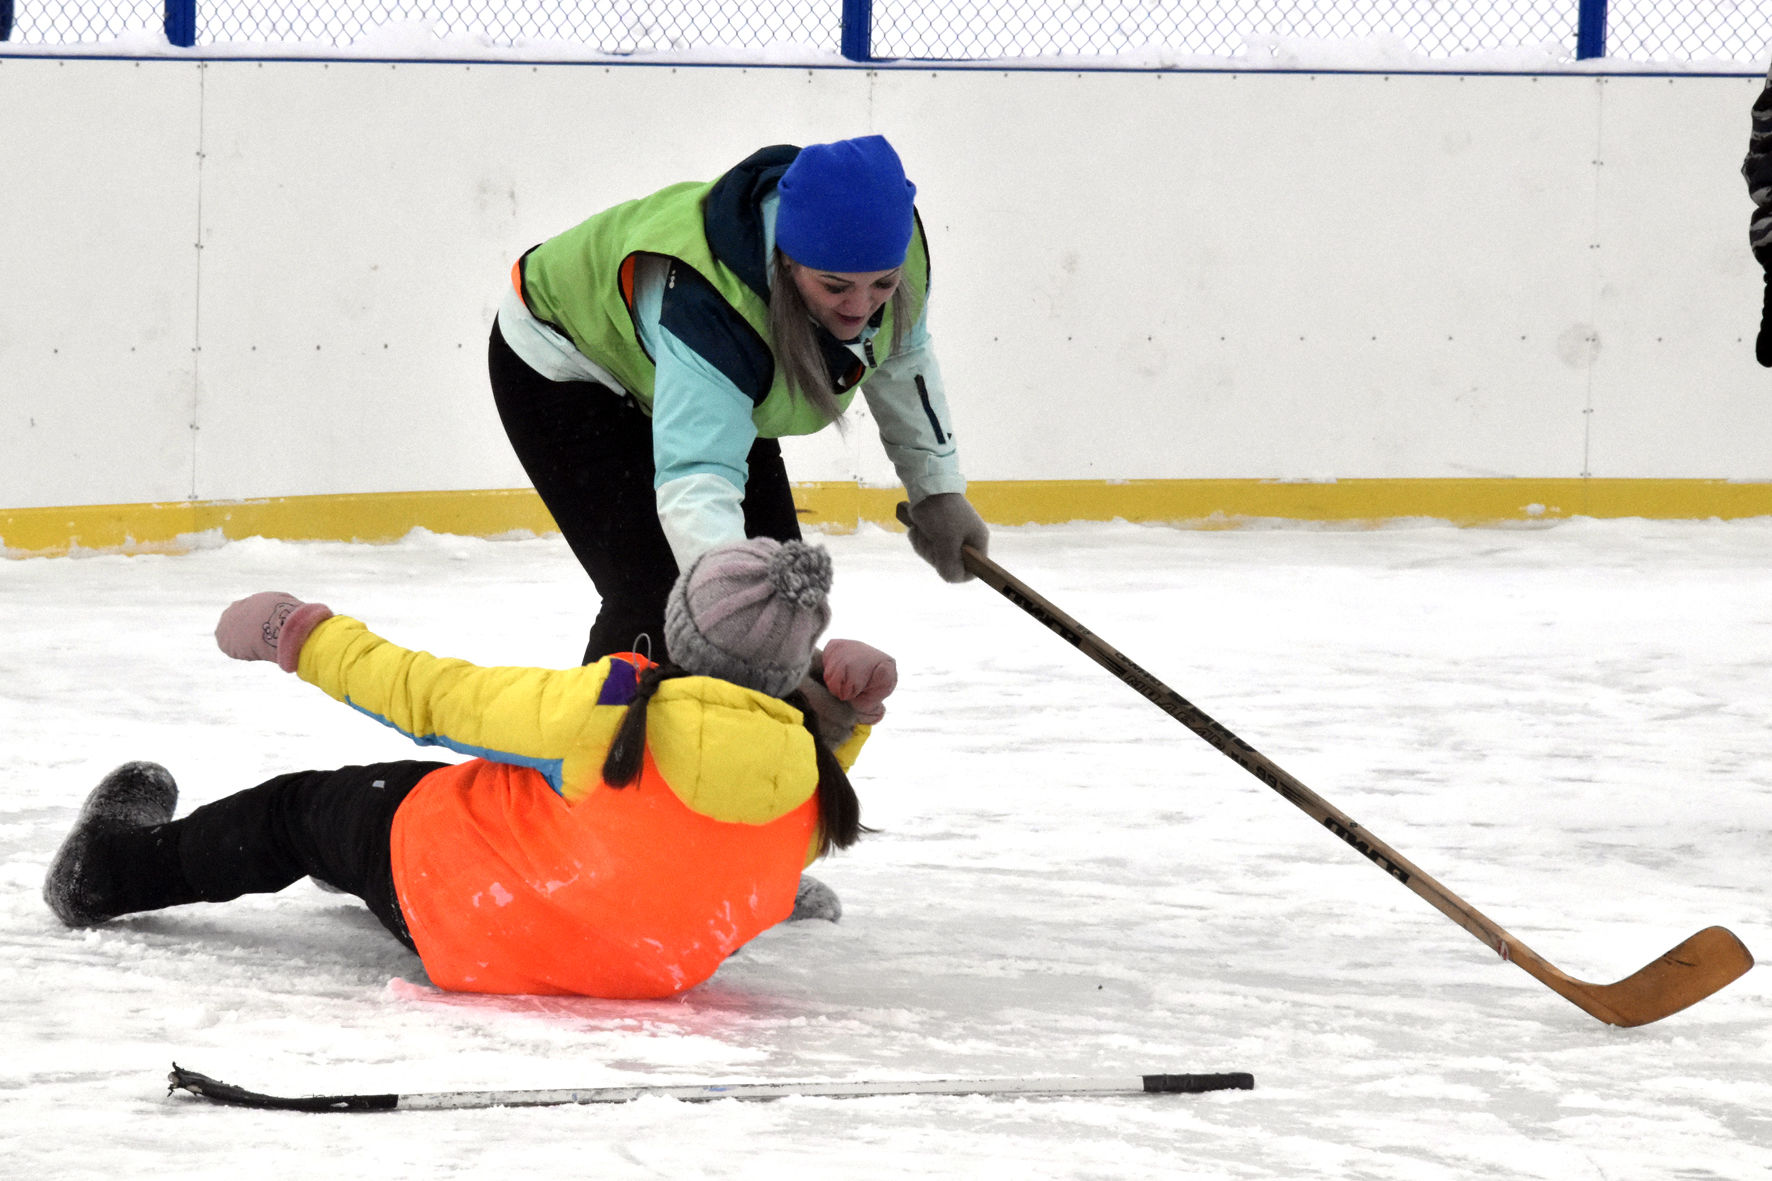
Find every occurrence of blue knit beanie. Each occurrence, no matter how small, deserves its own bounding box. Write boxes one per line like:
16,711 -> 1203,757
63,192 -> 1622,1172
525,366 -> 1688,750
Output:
775,135 -> 917,273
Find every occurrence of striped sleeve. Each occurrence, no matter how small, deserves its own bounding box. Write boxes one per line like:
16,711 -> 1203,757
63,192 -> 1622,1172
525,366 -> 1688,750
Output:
1744,67 -> 1772,269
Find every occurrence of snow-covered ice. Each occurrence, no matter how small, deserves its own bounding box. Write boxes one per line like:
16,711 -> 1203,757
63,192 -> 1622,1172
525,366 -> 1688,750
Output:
3,519 -> 1767,1178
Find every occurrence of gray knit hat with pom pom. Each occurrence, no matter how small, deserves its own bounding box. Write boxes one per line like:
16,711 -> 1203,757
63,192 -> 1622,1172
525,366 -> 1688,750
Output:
664,538 -> 833,698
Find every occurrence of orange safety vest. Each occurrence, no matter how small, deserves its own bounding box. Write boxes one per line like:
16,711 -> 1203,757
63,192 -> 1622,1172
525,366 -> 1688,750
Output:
390,751 -> 816,997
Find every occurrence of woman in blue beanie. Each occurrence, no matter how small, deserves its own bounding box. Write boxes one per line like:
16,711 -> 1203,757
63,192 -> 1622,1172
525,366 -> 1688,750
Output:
489,135 -> 989,675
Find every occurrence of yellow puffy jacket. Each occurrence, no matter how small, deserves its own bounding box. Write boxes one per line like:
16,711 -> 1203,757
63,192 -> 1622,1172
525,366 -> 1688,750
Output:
297,616 -> 867,997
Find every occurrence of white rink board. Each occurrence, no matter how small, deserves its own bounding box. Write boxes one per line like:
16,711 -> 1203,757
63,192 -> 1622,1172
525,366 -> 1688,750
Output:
1586,74 -> 1772,476
1,57 -> 1766,508
189,61 -> 881,499
882,70 -> 1600,483
1,58 -> 202,506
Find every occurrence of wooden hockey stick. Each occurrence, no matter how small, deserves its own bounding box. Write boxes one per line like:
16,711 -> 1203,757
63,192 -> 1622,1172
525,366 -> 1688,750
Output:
899,504 -> 1753,1026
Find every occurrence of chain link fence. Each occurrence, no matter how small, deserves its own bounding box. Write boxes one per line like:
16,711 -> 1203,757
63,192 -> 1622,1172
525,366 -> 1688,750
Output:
4,0 -> 1770,66
1605,0 -> 1770,61
194,1 -> 843,55
876,1 -> 1576,60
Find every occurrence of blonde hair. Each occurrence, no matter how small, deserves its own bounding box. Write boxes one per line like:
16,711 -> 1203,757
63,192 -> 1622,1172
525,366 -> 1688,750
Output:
769,251 -> 913,430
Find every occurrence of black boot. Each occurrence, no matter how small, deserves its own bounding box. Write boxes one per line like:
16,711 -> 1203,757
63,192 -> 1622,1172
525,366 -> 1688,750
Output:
43,761 -> 179,927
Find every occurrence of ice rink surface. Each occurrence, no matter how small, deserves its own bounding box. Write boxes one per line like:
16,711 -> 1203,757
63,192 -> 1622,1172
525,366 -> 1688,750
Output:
4,519 -> 1767,1178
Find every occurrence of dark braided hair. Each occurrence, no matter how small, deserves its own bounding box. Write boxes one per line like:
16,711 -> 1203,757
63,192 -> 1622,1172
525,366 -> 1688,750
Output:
600,661 -> 867,856
600,662 -> 680,790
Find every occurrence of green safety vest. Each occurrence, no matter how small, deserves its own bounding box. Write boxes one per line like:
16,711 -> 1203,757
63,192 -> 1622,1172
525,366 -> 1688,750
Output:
516,174 -> 930,438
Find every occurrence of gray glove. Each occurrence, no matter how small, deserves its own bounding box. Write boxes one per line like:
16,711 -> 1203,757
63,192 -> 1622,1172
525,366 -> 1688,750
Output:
902,493 -> 988,583
796,674 -> 860,748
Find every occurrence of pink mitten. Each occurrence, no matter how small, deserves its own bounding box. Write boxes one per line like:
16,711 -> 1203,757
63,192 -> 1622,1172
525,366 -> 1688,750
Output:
215,591 -> 334,673
819,639 -> 898,724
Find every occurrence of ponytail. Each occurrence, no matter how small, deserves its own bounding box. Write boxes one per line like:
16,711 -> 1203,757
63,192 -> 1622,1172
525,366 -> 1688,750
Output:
600,662 -> 682,787
783,686 -> 870,856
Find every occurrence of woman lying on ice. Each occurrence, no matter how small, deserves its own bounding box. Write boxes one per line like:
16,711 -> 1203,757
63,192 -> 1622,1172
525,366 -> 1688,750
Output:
42,538 -> 897,999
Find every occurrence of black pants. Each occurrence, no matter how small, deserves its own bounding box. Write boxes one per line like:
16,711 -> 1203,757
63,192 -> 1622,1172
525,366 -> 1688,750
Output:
488,321 -> 803,664
92,761 -> 443,951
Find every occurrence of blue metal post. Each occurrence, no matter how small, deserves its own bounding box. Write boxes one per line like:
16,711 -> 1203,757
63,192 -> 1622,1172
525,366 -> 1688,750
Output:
840,0 -> 872,62
1,0 -> 13,41
1575,0 -> 1608,60
165,0 -> 196,47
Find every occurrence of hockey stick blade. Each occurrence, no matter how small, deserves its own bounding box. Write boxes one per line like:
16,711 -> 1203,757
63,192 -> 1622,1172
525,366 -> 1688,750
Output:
1508,925 -> 1753,1029
900,503 -> 1755,1026
168,1064 -> 1253,1111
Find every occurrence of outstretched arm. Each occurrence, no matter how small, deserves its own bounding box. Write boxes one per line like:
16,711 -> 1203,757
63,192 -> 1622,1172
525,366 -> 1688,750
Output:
214,592 -> 622,797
